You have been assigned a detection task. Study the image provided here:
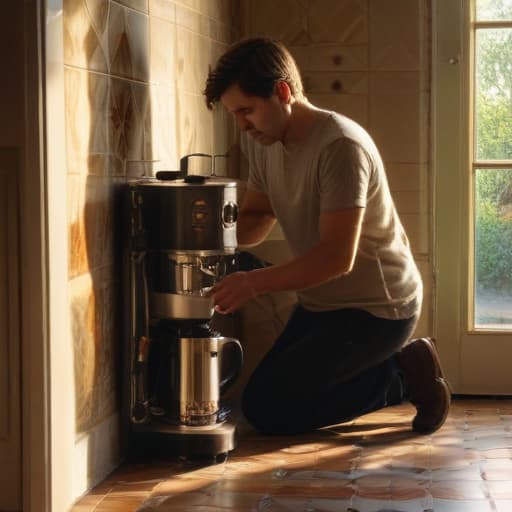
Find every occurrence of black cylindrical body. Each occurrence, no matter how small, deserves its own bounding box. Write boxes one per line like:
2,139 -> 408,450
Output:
129,178 -> 238,252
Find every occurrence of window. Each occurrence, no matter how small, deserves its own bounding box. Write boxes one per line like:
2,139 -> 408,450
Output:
472,0 -> 512,329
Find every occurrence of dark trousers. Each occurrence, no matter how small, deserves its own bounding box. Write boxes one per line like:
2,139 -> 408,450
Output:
241,304 -> 417,435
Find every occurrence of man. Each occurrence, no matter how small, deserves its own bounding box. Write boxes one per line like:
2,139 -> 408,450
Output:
204,37 -> 450,435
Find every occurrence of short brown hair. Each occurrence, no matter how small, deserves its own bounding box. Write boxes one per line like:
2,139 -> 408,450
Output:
204,37 -> 304,109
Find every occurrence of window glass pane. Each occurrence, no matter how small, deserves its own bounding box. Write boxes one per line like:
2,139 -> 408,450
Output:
476,0 -> 512,21
474,168 -> 512,329
475,28 -> 512,160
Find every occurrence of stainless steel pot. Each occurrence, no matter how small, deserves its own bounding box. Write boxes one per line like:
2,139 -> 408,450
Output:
178,336 -> 243,426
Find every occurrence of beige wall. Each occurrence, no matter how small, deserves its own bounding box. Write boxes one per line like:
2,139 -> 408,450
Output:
241,0 -> 433,336
62,0 -> 239,494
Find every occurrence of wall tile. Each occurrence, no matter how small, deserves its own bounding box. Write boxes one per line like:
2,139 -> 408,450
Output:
65,67 -> 110,175
400,212 -> 429,255
386,163 -> 428,192
63,0 -> 109,72
109,2 -> 150,81
175,3 -> 202,33
149,0 -> 176,21
176,91 -> 213,157
150,84 -> 179,170
244,0 -> 309,44
70,268 -> 119,434
68,175 -> 89,277
176,27 -> 211,94
115,0 -> 149,13
308,0 -> 368,44
110,77 -> 152,173
308,93 -> 369,128
176,0 -> 201,11
212,106 -> 237,164
392,189 -> 425,215
369,92 -> 429,163
200,0 -> 233,22
68,175 -> 114,277
370,71 -> 427,95
369,0 -> 423,69
149,15 -> 176,86
303,72 -> 368,95
291,45 -> 368,72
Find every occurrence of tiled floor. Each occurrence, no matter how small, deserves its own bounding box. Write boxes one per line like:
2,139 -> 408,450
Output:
71,398 -> 512,512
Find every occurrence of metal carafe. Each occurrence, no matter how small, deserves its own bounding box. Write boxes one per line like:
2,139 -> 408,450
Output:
179,336 -> 243,426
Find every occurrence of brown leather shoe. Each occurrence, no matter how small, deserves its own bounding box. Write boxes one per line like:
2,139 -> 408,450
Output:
396,337 -> 451,434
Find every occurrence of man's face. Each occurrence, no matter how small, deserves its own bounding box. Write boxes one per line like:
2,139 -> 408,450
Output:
220,83 -> 289,145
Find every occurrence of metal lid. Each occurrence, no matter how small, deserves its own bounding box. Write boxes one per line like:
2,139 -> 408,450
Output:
129,176 -> 238,188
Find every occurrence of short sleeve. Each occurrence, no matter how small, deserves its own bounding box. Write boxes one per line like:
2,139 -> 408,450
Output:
317,137 -> 371,211
240,132 -> 266,193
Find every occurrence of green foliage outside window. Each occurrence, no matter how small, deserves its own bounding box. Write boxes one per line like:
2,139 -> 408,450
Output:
474,8 -> 512,295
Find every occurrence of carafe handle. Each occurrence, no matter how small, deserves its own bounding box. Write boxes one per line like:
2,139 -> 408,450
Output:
217,337 -> 243,395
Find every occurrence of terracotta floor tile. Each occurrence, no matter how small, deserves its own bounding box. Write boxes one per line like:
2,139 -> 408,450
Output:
69,399 -> 512,512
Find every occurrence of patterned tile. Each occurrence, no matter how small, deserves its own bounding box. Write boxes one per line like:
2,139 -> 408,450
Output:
64,67 -> 110,176
109,1 -> 150,81
69,400 -> 512,512
63,0 -> 109,72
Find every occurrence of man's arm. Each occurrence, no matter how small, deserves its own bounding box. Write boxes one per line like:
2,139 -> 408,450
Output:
236,186 -> 277,247
212,206 -> 364,313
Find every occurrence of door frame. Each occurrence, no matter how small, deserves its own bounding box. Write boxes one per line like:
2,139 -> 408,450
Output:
21,1 -> 52,510
433,0 -> 512,394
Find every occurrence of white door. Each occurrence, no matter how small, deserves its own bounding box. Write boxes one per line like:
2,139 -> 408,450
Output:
434,0 -> 512,394
0,148 -> 21,510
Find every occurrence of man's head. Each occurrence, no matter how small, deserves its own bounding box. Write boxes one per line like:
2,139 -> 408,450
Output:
204,38 -> 305,145
204,37 -> 304,110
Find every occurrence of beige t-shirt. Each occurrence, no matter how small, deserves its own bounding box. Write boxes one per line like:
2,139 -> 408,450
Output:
243,109 -> 422,320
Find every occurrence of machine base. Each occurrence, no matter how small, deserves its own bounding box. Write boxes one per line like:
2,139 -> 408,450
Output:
129,419 -> 237,464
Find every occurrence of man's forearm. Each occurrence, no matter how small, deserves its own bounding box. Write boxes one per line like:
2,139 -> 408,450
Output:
246,239 -> 353,295
236,212 -> 276,247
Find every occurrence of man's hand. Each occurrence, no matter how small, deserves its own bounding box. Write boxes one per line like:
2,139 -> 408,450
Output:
210,271 -> 257,314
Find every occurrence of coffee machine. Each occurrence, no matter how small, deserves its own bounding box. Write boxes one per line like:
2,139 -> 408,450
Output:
123,153 -> 243,462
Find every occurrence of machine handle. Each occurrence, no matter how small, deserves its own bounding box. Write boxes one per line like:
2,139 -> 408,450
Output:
218,336 -> 243,395
179,153 -> 213,176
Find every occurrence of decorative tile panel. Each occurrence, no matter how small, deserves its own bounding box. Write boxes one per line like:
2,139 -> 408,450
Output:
65,67 -> 110,176
68,175 -> 114,277
63,0 -> 109,72
70,267 -> 119,433
109,2 -> 150,81
110,77 -> 152,173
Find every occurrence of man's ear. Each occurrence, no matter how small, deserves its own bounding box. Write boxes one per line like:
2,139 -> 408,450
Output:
275,81 -> 292,104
